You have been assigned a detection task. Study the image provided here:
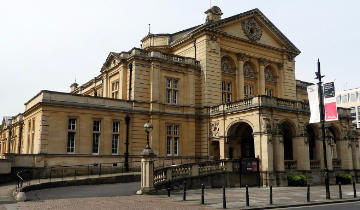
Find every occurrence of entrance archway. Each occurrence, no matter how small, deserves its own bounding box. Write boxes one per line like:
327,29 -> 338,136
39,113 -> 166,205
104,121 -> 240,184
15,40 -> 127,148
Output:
227,122 -> 254,159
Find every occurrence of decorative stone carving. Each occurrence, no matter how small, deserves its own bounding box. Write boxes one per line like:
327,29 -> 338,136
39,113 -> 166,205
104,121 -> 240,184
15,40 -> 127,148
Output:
277,63 -> 284,69
221,56 -> 236,74
242,17 -> 262,42
258,58 -> 267,66
243,62 -> 256,78
264,66 -> 276,82
236,53 -> 246,61
209,121 -> 220,137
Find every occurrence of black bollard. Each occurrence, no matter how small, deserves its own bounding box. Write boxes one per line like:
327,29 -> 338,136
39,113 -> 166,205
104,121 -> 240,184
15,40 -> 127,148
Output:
353,182 -> 357,198
246,185 -> 249,207
270,184 -> 273,205
183,181 -> 187,201
307,184 -> 310,202
338,182 -> 342,199
223,185 -> 226,209
201,184 -> 205,204
167,187 -> 171,197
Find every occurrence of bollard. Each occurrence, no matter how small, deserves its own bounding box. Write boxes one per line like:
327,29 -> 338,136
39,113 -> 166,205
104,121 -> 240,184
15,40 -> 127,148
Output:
270,184 -> 273,205
338,182 -> 342,199
223,185 -> 226,209
183,181 -> 187,201
99,164 -> 102,176
201,184 -> 205,204
167,187 -> 171,197
307,184 -> 310,202
246,185 -> 249,207
353,182 -> 357,198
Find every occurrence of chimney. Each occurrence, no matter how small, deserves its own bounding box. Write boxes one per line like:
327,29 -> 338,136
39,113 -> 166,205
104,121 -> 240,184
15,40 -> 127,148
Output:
70,82 -> 78,92
205,6 -> 223,24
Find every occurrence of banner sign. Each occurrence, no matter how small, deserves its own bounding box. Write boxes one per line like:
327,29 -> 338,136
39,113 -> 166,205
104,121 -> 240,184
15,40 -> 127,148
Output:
241,159 -> 258,173
324,82 -> 338,121
307,84 -> 320,123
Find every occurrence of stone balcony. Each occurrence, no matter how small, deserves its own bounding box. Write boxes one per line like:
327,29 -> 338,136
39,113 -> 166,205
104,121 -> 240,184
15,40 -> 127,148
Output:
209,95 -> 352,118
209,95 -> 310,116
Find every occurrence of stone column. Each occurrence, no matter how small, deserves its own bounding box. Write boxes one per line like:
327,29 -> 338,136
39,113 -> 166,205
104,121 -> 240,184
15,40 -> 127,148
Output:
236,53 -> 245,99
254,131 -> 274,186
339,138 -> 353,170
316,135 -> 333,170
136,147 -> 156,195
351,141 -> 360,170
219,139 -> 229,159
293,136 -> 310,170
273,134 -> 285,171
102,73 -> 108,97
258,58 -> 266,95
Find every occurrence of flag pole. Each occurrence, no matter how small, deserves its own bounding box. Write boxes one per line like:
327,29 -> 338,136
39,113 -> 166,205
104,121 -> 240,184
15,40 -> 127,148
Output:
316,58 -> 331,200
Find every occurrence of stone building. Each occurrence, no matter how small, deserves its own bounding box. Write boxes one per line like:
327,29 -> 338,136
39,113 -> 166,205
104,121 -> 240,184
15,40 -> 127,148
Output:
1,6 -> 359,186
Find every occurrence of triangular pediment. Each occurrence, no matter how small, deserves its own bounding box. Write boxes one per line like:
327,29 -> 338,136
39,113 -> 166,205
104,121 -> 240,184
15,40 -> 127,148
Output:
209,9 -> 300,55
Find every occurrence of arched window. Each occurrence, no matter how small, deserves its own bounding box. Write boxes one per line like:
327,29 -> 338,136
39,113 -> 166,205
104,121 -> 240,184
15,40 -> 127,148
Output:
221,56 -> 235,74
243,62 -> 256,78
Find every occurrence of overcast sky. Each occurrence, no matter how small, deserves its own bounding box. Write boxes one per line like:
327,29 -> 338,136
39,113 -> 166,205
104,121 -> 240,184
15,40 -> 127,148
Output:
1,0 -> 359,119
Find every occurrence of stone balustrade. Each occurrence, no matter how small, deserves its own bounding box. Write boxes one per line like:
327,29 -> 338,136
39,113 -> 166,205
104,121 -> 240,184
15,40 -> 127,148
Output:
209,95 -> 310,115
310,160 -> 320,169
153,160 -> 229,187
284,160 -> 297,170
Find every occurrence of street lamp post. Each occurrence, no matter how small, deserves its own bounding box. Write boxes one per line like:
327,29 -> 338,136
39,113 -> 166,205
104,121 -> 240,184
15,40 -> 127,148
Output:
144,121 -> 153,150
315,59 -> 330,200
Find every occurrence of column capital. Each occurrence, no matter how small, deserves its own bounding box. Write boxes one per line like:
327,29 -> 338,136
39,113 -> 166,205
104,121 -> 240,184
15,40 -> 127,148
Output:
236,53 -> 246,61
258,58 -> 268,66
277,63 -> 284,69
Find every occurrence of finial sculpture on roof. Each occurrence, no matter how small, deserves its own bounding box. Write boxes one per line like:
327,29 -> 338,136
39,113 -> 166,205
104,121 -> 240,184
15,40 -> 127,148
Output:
205,6 -> 223,24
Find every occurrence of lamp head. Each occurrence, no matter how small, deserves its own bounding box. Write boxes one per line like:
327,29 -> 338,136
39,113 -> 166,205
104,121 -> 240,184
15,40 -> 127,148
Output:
144,121 -> 153,133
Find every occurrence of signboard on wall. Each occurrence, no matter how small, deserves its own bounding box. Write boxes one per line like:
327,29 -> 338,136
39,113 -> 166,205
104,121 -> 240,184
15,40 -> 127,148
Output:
324,82 -> 338,121
241,159 -> 258,173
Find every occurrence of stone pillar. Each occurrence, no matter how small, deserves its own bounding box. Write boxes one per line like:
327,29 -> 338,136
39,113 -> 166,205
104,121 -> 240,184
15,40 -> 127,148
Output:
277,63 -> 284,98
339,139 -> 353,170
316,135 -> 333,170
258,58 -> 266,95
352,141 -> 360,170
254,132 -> 274,186
102,73 -> 108,97
219,139 -> 229,160
293,136 -> 310,170
273,134 -> 285,171
136,148 -> 156,195
236,53 -> 245,99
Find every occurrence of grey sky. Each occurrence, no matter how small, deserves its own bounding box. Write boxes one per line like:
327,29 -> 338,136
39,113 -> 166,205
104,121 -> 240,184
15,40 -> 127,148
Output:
1,0 -> 359,119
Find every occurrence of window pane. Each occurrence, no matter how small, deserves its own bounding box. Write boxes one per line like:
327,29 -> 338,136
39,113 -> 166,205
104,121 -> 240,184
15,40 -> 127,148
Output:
93,120 -> 100,132
244,85 -> 248,94
350,93 -> 357,102
227,93 -> 231,103
336,96 -> 341,104
92,133 -> 100,154
173,90 -> 178,104
166,89 -> 171,103
174,125 -> 179,136
221,81 -> 225,91
166,79 -> 171,88
67,132 -> 75,153
227,82 -> 231,92
167,125 -> 172,135
112,134 -> 119,154
167,137 -> 172,155
341,94 -> 348,103
113,122 -> 119,133
174,137 -> 178,155
173,80 -> 178,89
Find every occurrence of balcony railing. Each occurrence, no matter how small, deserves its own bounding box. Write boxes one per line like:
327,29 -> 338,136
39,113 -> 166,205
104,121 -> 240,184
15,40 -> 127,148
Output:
332,159 -> 341,169
209,95 -> 310,115
284,160 -> 297,170
310,160 -> 320,169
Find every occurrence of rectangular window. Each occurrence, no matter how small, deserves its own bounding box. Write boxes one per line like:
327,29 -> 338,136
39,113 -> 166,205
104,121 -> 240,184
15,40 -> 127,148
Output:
249,86 -> 254,95
67,132 -> 75,153
112,134 -> 119,154
111,81 -> 119,99
68,119 -> 76,130
166,78 -> 179,104
92,120 -> 101,154
93,120 -> 100,132
222,81 -> 232,103
350,93 -> 357,102
336,96 -> 341,104
244,85 -> 248,95
166,124 -> 180,156
358,107 -> 360,120
112,121 -> 120,155
92,133 -> 100,154
341,94 -> 348,104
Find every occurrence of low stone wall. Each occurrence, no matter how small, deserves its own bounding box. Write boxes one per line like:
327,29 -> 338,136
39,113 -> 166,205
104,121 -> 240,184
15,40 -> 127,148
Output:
0,160 -> 11,174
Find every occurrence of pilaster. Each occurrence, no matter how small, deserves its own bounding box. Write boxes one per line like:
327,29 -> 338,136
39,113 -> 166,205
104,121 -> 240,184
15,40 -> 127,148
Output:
258,58 -> 266,95
236,53 -> 245,99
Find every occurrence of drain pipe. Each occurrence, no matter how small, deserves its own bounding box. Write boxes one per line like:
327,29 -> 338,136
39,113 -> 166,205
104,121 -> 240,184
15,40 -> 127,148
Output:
18,123 -> 23,154
125,115 -> 130,171
128,63 -> 133,100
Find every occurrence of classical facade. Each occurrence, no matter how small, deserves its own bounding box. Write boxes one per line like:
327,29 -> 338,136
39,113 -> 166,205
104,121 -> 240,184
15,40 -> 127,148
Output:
1,6 -> 359,186
337,87 -> 360,128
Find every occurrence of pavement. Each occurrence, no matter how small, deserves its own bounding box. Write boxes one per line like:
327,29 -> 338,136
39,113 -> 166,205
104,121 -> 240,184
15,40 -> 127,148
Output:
1,177 -> 360,209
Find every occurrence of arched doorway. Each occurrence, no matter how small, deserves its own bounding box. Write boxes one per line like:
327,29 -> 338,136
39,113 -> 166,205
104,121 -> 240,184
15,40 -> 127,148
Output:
327,126 -> 341,166
281,122 -> 294,160
227,122 -> 255,159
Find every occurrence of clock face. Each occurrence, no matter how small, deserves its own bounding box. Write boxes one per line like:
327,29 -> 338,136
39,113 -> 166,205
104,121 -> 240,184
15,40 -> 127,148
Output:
242,17 -> 262,42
